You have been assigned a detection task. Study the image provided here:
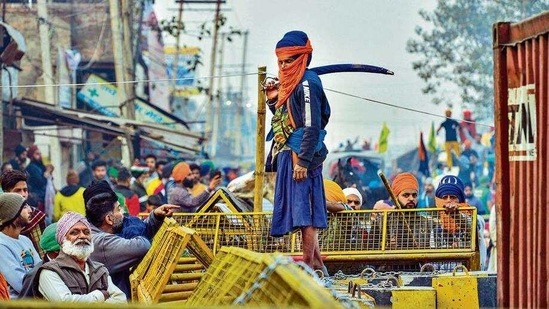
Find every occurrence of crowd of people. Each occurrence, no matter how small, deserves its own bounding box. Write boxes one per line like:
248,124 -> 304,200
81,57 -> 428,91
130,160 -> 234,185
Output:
0,29 -> 496,303
436,108 -> 496,212
0,143 -> 235,302
325,172 -> 494,271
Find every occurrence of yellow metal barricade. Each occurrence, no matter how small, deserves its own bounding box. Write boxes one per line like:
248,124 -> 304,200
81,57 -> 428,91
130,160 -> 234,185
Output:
130,221 -> 214,304
186,247 -> 344,308
171,207 -> 480,271
131,217 -> 179,281
432,265 -> 480,309
391,287 -> 437,309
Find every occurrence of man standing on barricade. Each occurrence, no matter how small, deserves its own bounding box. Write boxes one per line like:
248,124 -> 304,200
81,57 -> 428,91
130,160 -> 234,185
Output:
264,30 -> 331,276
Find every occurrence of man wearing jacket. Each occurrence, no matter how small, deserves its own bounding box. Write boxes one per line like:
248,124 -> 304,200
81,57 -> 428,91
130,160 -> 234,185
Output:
25,145 -> 50,211
130,166 -> 149,213
34,212 -> 126,303
84,180 -> 178,299
264,31 -> 331,275
113,167 -> 140,216
0,194 -> 42,299
53,170 -> 86,222
1,170 -> 47,258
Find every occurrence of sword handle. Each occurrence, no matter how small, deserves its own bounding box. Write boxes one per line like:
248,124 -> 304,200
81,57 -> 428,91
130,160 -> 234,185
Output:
377,170 -> 401,209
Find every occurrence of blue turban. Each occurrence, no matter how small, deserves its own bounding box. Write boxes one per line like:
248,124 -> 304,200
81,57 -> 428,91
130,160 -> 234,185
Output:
200,160 -> 215,177
276,30 -> 312,66
435,175 -> 465,202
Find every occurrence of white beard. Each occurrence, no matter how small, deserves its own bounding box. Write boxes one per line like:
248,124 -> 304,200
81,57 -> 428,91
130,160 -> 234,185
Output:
61,239 -> 94,261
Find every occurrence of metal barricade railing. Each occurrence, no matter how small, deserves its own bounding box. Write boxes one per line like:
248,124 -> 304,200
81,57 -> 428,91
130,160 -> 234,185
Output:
129,218 -> 215,304
169,207 -> 479,270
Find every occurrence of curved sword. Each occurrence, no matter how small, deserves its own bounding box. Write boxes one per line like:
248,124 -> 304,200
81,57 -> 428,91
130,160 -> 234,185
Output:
310,63 -> 394,76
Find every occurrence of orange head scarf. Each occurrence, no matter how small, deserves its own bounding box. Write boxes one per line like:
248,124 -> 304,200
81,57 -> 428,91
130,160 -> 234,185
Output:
435,197 -> 471,234
275,31 -> 313,108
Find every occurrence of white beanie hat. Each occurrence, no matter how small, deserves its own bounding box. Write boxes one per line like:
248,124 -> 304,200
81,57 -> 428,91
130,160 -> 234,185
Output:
343,188 -> 363,205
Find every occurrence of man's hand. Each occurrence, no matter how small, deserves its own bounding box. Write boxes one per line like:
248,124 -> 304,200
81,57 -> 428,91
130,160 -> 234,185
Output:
293,164 -> 308,182
266,87 -> 278,101
371,200 -> 395,221
153,204 -> 180,218
100,290 -> 110,301
443,202 -> 459,213
208,174 -> 222,191
262,77 -> 279,101
389,236 -> 398,249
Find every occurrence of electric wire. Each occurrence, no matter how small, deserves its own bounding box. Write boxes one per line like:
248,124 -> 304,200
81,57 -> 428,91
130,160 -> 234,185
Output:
2,70 -> 494,128
5,1 -> 494,129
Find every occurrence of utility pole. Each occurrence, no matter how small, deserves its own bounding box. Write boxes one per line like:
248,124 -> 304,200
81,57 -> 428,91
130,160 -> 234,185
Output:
120,0 -> 136,120
211,32 -> 225,158
38,0 -> 62,188
171,0 -> 184,105
109,0 -> 134,163
206,0 -> 221,157
37,0 -> 55,105
253,66 -> 267,212
234,30 -> 248,158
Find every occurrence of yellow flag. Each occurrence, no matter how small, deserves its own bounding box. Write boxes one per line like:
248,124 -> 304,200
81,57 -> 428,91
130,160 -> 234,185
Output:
377,122 -> 390,154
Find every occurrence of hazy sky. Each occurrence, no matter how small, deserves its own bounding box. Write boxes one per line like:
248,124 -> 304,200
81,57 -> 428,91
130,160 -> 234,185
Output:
155,0 -> 455,158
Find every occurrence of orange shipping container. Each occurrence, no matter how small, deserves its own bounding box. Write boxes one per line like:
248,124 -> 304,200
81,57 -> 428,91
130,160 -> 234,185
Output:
493,11 -> 549,308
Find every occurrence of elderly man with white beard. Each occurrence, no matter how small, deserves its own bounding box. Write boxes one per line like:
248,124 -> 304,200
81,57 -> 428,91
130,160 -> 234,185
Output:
33,212 -> 126,303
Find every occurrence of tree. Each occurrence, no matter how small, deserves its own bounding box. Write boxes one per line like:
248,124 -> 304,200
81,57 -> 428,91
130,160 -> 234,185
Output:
159,13 -> 242,74
406,0 -> 549,120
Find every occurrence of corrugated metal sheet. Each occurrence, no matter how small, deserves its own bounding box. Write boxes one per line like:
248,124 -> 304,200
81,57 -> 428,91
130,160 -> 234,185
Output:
493,11 -> 549,308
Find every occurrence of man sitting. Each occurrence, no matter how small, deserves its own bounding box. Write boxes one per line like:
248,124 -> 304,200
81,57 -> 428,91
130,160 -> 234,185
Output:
84,180 -> 179,299
372,172 -> 433,250
1,170 -> 47,257
434,175 -> 487,270
0,193 -> 42,299
19,223 -> 61,298
343,187 -> 363,210
33,212 -> 126,302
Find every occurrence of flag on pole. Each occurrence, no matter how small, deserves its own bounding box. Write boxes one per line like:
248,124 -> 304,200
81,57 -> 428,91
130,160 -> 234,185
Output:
428,121 -> 437,153
418,131 -> 430,176
377,122 -> 390,154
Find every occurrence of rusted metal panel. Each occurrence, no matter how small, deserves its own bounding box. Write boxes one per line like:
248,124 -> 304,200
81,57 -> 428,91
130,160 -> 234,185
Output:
492,11 -> 549,308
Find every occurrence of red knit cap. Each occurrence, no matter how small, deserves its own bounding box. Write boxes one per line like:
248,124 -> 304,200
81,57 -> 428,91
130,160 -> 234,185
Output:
391,172 -> 419,196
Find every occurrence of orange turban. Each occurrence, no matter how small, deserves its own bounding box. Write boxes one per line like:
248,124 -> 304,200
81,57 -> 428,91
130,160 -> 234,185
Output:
172,162 -> 190,182
323,179 -> 346,203
391,172 -> 418,196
